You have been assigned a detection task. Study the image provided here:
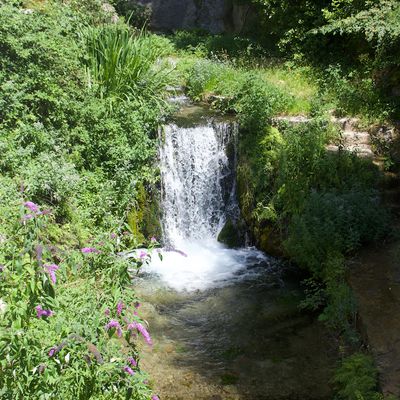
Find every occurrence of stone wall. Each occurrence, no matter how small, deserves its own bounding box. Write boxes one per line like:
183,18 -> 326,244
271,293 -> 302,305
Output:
136,0 -> 253,33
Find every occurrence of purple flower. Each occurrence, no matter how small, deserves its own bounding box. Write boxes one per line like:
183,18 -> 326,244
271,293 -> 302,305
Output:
81,247 -> 100,254
22,214 -> 34,221
38,209 -> 51,216
36,245 -> 43,263
48,347 -> 57,357
139,251 -> 147,260
24,201 -> 39,213
127,322 -> 152,346
123,366 -> 135,376
116,301 -> 124,316
104,308 -> 110,316
110,233 -> 117,239
105,319 -> 122,337
152,396 -> 160,400
127,357 -> 137,367
35,305 -> 54,319
150,236 -> 157,243
44,264 -> 59,284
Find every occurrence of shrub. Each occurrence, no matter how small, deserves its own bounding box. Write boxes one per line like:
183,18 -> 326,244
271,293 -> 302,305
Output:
186,60 -> 293,129
285,189 -> 390,278
334,353 -> 380,400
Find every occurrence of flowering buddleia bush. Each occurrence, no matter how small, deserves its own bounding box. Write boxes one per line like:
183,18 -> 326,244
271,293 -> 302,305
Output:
0,201 -> 159,400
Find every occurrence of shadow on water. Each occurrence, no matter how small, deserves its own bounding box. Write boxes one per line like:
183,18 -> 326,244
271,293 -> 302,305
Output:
135,261 -> 338,400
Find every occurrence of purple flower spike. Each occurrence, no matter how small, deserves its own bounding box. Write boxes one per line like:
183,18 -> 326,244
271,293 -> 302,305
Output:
44,264 -> 59,284
139,251 -> 147,260
150,236 -> 157,243
116,301 -> 124,316
24,201 -> 39,213
127,357 -> 137,367
123,366 -> 135,376
105,319 -> 122,337
81,247 -> 100,254
152,395 -> 160,400
127,322 -> 152,346
35,305 -> 54,319
110,233 -> 117,239
104,308 -> 110,316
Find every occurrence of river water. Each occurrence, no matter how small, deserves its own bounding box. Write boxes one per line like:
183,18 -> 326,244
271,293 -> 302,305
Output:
135,103 -> 337,399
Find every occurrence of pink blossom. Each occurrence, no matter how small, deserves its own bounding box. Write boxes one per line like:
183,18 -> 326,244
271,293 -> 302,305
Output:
22,213 -> 34,221
44,264 -> 59,284
139,251 -> 147,260
127,322 -> 152,346
48,346 -> 57,357
116,301 -> 124,316
127,356 -> 137,367
35,305 -> 54,319
150,236 -> 157,243
123,366 -> 135,376
104,308 -> 110,316
105,319 -> 122,337
37,210 -> 51,216
110,233 -> 117,239
24,201 -> 39,213
152,396 -> 160,400
81,247 -> 100,254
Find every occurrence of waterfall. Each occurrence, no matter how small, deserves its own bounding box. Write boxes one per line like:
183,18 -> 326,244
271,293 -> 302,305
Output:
159,122 -> 239,246
146,118 -> 267,291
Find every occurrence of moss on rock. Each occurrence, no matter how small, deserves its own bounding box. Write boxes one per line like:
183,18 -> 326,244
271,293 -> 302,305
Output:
217,218 -> 241,248
128,183 -> 162,244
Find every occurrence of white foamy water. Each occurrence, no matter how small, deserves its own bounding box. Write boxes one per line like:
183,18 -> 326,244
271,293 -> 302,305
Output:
146,120 -> 267,291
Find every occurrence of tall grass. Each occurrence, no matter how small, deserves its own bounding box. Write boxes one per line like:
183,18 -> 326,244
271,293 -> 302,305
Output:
85,25 -> 173,105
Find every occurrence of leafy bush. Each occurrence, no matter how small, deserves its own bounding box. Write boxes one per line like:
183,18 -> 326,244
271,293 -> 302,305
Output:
0,202 -> 157,399
285,189 -> 389,278
334,353 -> 380,400
0,2 -> 166,398
186,60 -> 293,130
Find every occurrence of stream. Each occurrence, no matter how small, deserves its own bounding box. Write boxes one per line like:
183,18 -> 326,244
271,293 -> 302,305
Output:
135,102 -> 337,400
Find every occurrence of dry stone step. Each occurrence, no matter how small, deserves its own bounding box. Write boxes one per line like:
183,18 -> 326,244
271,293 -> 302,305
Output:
342,131 -> 371,145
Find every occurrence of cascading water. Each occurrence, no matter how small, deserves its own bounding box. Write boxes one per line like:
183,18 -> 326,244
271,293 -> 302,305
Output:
160,122 -> 239,244
146,116 -> 267,291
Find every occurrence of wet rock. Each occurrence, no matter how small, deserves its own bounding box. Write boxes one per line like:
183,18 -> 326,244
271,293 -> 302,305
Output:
217,218 -> 241,248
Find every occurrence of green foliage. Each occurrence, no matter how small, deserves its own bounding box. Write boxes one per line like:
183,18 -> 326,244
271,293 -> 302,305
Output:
0,2 -> 165,398
0,201 -> 158,399
115,0 -> 153,28
186,60 -> 293,130
334,353 -> 380,400
84,24 -> 173,105
285,190 -> 389,278
237,117 -> 389,340
170,30 -> 267,60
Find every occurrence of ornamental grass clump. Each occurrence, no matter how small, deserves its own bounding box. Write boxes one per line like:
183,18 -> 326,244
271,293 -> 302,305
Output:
85,24 -> 173,106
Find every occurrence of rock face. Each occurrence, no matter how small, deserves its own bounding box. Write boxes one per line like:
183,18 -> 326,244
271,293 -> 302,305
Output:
136,0 -> 252,33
